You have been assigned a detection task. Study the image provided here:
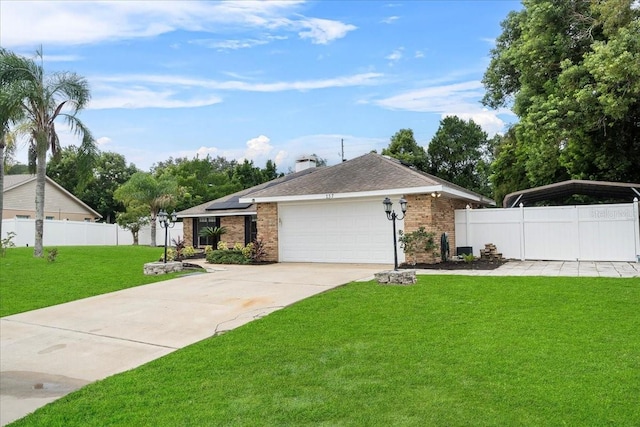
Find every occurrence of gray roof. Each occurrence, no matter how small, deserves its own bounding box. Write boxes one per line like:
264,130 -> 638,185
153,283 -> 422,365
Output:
3,174 -> 35,191
244,153 -> 494,204
178,153 -> 495,217
177,167 -> 320,217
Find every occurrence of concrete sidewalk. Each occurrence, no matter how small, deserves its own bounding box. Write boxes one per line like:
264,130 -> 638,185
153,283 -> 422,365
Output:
416,260 -> 640,277
0,263 -> 384,426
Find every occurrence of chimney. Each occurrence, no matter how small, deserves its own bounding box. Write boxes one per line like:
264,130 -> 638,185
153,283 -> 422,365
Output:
295,155 -> 318,172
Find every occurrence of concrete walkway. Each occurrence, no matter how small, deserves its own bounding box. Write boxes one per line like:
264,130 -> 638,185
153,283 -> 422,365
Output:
416,260 -> 640,277
1,260 -> 638,425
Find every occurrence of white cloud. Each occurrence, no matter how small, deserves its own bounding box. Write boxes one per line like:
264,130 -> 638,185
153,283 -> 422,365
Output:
381,16 -> 400,24
414,51 -> 425,59
1,1 -> 354,48
88,86 -> 223,109
371,81 -> 513,136
245,135 -> 273,160
96,137 -> 112,146
87,72 -> 383,110
297,18 -> 357,44
386,48 -> 404,64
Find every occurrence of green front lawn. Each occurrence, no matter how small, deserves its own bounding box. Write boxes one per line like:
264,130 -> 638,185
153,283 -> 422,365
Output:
0,246 -> 188,317
10,275 -> 640,426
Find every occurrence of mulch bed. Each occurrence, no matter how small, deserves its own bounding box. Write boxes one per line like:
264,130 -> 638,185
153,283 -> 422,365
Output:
400,259 -> 508,270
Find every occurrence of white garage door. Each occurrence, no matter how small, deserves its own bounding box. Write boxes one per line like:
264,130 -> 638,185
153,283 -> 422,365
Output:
278,198 -> 404,264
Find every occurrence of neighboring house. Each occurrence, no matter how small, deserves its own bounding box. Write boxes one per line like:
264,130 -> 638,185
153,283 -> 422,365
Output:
2,174 -> 102,222
178,153 -> 494,264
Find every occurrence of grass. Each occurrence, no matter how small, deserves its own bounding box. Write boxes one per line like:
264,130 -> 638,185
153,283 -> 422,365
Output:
9,275 -> 640,426
0,246 -> 192,317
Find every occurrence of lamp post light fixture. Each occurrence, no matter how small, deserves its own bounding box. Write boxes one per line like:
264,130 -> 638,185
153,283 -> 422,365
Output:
383,197 -> 407,270
158,209 -> 177,263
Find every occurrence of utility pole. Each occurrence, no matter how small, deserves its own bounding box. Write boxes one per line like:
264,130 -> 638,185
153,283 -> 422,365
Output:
341,138 -> 346,162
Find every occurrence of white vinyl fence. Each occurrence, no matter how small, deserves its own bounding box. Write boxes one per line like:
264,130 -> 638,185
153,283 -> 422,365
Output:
455,199 -> 640,262
2,218 -> 184,248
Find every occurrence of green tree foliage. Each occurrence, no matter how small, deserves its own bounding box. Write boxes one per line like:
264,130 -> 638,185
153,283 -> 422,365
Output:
152,156 -> 283,211
427,116 -> 492,196
489,128 -> 530,206
381,129 -> 428,171
114,172 -> 178,247
116,203 -> 149,246
48,148 -> 139,222
483,0 -> 640,192
0,48 -> 96,257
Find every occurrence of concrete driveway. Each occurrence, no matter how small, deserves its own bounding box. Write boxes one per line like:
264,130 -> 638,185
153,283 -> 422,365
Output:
0,263 -> 384,426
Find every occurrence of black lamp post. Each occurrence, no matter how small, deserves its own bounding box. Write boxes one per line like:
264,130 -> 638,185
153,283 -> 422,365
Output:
383,197 -> 407,270
158,209 -> 177,263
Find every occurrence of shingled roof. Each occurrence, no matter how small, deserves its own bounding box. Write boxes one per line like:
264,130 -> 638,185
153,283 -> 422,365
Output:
241,153 -> 494,205
177,167 -> 320,217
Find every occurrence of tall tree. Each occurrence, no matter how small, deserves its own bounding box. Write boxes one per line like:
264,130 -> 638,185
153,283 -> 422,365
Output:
381,129 -> 428,171
483,0 -> 640,191
0,48 -> 96,257
114,172 -> 178,247
48,148 -> 138,222
427,116 -> 492,196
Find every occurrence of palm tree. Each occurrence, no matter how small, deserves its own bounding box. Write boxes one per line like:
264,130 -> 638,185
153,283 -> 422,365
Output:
0,48 -> 96,257
114,172 -> 179,247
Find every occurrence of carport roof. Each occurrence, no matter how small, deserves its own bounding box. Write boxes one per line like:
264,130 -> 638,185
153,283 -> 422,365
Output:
503,179 -> 640,207
241,153 -> 495,205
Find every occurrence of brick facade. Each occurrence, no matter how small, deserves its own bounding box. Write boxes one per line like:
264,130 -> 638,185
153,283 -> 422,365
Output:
183,218 -> 194,246
256,203 -> 279,262
403,194 -> 468,264
219,216 -> 246,248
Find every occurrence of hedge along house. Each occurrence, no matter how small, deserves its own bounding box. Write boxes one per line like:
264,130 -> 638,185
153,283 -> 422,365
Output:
179,153 -> 494,265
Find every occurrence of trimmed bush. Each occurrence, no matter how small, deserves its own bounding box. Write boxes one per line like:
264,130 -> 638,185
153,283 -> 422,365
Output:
206,249 -> 250,265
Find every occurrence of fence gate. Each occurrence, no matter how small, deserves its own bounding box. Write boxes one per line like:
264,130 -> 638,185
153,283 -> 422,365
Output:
455,200 -> 640,262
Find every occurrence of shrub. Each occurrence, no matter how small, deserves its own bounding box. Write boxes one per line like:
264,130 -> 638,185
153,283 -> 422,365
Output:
250,239 -> 267,263
398,227 -> 437,264
204,245 -> 213,256
206,249 -> 250,265
1,231 -> 16,257
182,245 -> 196,258
46,248 -> 59,263
463,253 -> 476,263
171,236 -> 185,260
217,241 -> 228,251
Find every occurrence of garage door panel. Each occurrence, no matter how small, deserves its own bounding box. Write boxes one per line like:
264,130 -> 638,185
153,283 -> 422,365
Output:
278,198 -> 403,264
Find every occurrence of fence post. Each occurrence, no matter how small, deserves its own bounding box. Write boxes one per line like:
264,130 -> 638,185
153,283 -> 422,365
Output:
519,203 -> 525,261
634,198 -> 640,263
465,204 -> 471,247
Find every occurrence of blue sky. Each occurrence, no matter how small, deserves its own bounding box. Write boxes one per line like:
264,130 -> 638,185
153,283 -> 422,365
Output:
1,0 -> 520,172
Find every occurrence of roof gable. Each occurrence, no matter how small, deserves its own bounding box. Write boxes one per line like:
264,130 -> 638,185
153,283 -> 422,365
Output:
3,174 -> 102,218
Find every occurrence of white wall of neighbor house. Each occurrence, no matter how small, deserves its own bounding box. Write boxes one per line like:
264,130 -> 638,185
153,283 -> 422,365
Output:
277,197 -> 403,264
455,200 -> 640,262
2,218 -> 183,247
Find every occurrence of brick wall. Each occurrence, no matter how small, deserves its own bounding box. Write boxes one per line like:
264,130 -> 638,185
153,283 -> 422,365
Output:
403,195 -> 467,264
256,203 -> 279,262
183,218 -> 194,246
220,216 -> 245,248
